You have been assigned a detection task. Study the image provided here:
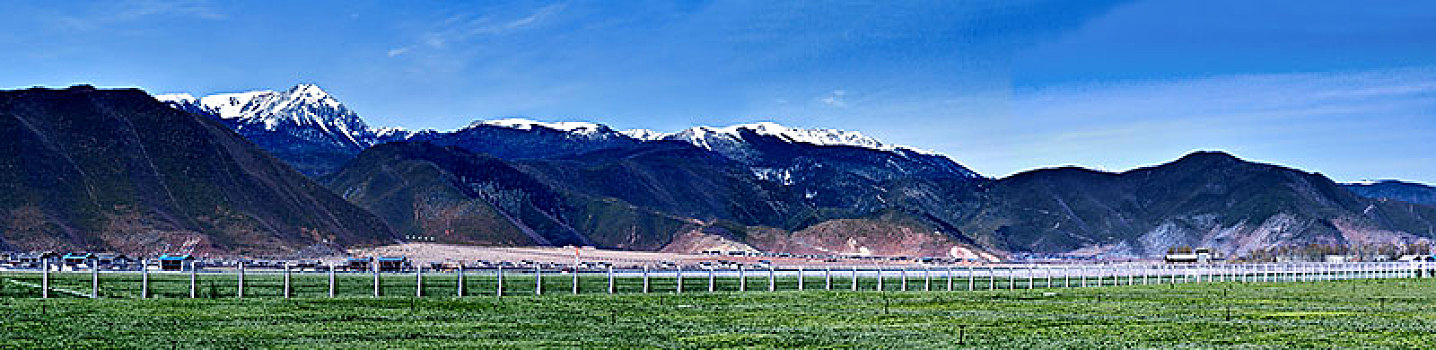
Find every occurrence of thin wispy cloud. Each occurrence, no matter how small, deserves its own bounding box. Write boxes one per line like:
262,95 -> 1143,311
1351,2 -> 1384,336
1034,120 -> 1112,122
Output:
55,0 -> 225,31
387,3 -> 566,57
819,90 -> 849,107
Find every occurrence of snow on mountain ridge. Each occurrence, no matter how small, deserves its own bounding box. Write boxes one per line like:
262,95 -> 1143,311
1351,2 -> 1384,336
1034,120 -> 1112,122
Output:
474,118 -> 611,135
618,128 -> 667,141
621,122 -> 941,156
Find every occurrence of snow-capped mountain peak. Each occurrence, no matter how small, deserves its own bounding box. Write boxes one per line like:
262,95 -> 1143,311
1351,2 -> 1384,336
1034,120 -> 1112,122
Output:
157,84 -> 372,150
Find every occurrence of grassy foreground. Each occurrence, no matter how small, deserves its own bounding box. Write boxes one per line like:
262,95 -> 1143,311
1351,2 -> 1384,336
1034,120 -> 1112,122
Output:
2,278 -> 1435,348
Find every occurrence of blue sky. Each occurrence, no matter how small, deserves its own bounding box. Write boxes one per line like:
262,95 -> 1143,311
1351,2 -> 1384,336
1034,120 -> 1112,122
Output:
2,0 -> 1434,183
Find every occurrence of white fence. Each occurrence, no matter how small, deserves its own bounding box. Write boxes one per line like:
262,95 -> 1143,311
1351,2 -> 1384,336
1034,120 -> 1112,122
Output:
4,260 -> 1432,299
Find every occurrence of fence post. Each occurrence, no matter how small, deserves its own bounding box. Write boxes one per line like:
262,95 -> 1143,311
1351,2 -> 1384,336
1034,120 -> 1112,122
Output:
238,261 -> 246,299
372,260 -> 380,298
607,265 -> 614,294
328,264 -> 336,298
283,262 -> 291,299
91,259 -> 98,299
876,267 -> 884,291
642,265 -> 650,293
535,265 -> 543,296
900,267 -> 907,292
191,260 -> 198,299
947,267 -> 955,291
457,264 -> 465,297
968,266 -> 975,291
825,267 -> 833,291
416,265 -> 423,298
41,259 -> 49,299
988,266 -> 996,290
925,267 -> 932,291
739,265 -> 746,292
708,267 -> 715,292
851,267 -> 858,291
676,266 -> 683,294
140,259 -> 149,299
797,267 -> 804,291
497,265 -> 504,297
573,264 -> 581,295
767,266 -> 775,292
1028,265 -> 1035,289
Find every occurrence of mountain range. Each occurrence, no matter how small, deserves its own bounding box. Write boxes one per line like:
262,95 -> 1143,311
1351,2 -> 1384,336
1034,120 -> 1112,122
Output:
4,83 -> 1433,260
1341,180 -> 1436,206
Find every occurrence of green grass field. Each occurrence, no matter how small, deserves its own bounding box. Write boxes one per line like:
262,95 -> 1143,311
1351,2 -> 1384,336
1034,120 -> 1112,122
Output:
3,272 -> 1435,348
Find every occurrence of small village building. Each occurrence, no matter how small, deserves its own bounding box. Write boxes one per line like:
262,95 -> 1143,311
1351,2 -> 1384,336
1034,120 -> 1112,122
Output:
347,257 -> 373,271
62,252 -> 95,270
96,253 -> 133,270
1164,248 -> 1214,264
378,257 -> 409,272
159,254 -> 195,271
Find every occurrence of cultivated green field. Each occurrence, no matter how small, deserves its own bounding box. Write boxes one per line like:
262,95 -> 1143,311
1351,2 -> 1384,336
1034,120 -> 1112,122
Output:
2,272 -> 1434,348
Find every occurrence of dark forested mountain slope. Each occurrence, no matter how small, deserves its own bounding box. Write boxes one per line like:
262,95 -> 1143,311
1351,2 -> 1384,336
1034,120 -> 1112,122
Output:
0,86 -> 397,256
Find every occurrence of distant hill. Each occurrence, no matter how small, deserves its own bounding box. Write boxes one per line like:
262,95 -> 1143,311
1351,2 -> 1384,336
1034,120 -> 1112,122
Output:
960,152 -> 1436,258
0,86 -> 397,256
1342,180 -> 1436,206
